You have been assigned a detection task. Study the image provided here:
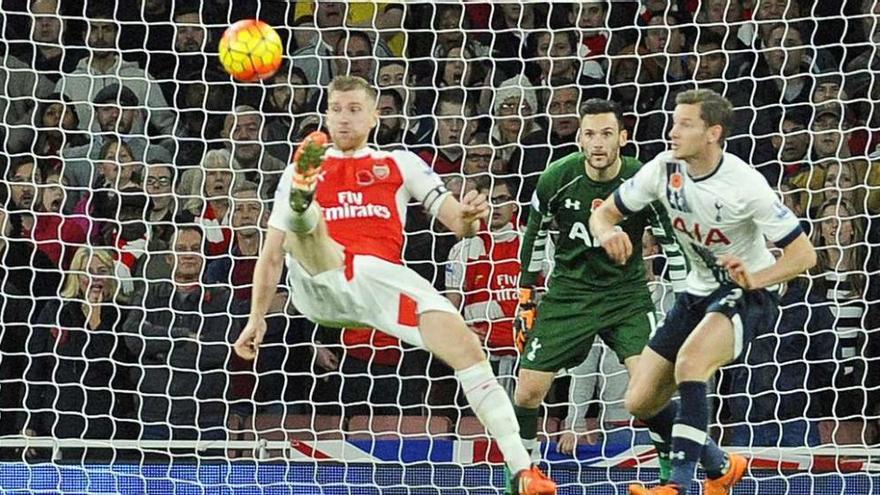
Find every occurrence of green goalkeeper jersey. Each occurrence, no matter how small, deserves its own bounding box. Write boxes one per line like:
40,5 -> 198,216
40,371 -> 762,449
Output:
520,152 -> 687,294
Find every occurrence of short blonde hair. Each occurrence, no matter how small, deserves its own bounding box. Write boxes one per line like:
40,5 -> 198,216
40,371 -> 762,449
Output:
61,247 -> 118,299
328,75 -> 377,103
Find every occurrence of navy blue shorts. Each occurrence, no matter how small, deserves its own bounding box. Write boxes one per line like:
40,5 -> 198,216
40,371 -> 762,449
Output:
647,285 -> 780,363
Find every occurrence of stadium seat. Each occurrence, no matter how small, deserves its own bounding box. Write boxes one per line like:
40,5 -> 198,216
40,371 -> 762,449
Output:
235,414 -> 345,459
347,415 -> 452,440
818,420 -> 878,445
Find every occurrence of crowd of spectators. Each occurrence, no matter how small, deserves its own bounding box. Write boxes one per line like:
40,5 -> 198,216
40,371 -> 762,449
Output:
0,0 -> 878,458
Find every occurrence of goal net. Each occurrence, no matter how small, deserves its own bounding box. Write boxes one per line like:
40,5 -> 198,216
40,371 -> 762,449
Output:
0,1 -> 878,493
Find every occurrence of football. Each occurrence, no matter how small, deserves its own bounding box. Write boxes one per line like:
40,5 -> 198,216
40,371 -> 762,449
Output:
218,19 -> 283,82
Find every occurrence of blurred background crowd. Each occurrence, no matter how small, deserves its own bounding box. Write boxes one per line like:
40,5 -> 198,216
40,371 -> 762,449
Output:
0,0 -> 878,459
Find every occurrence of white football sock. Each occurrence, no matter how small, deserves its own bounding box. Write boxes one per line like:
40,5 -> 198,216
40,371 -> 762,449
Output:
457,360 -> 531,473
288,201 -> 320,233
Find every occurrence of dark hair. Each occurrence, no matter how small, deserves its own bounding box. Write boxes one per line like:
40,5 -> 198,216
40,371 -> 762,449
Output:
580,98 -> 625,130
675,89 -> 734,140
6,155 -> 39,180
378,88 -> 404,111
334,30 -> 373,54
476,176 -> 516,196
380,58 -> 406,71
695,30 -> 725,50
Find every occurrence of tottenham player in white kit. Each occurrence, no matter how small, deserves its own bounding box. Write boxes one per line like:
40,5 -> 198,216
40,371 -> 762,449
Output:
590,89 -> 816,495
233,76 -> 556,495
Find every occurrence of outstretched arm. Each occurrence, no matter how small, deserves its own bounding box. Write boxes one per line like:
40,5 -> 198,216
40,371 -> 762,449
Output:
234,226 -> 286,359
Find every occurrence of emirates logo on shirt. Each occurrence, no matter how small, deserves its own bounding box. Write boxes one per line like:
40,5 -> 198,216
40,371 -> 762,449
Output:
324,190 -> 392,221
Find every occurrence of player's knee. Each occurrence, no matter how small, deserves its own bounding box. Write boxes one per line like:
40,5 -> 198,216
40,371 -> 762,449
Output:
624,387 -> 653,419
513,383 -> 544,408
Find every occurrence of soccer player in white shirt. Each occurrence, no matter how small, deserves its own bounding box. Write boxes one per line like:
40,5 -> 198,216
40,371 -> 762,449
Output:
233,76 -> 556,495
590,89 -> 816,495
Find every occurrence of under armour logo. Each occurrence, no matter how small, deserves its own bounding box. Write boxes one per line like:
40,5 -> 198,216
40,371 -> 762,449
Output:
714,200 -> 723,222
526,338 -> 542,361
564,199 -> 581,210
670,451 -> 686,461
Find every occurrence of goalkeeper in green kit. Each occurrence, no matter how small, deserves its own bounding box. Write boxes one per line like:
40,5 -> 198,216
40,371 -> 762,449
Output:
506,99 -> 687,491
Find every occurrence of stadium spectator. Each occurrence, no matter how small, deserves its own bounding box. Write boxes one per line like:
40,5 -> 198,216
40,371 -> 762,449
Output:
204,181 -> 267,300
62,85 -> 173,209
263,65 -> 315,163
71,137 -> 142,242
751,24 -> 817,114
25,247 -> 137,455
222,105 -> 286,199
53,3 -> 173,136
332,325 -> 428,417
377,59 -> 407,96
293,1 -> 405,56
31,167 -> 87,269
333,30 -> 378,83
31,94 -> 88,160
431,3 -> 490,60
0,208 -> 59,446
5,156 -> 41,236
808,200 -> 880,422
545,85 -> 581,149
10,0 -> 84,81
695,0 -> 755,50
0,42 -> 55,154
461,134 -> 497,187
4,157 -> 83,270
492,76 -> 547,203
416,90 -> 475,174
203,180 -> 294,415
373,89 -> 407,148
445,178 -> 539,397
149,3 -> 211,106
435,44 -> 491,113
530,30 -> 583,87
291,2 -> 393,92
764,107 -> 812,186
144,161 -> 177,246
122,226 -> 239,440
821,160 -> 875,215
179,149 -> 236,257
489,2 -> 545,84
172,69 -> 233,167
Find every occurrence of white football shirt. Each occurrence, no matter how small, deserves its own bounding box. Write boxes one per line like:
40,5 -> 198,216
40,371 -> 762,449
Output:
614,150 -> 802,296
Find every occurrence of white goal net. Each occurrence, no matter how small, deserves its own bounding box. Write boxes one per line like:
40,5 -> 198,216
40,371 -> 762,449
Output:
0,1 -> 878,493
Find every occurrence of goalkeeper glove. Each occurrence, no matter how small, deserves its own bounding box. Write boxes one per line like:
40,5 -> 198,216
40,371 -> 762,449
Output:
514,287 -> 536,353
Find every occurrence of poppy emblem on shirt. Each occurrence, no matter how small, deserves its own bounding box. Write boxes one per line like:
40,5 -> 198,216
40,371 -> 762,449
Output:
373,164 -> 390,180
591,199 -> 603,211
670,172 -> 683,190
356,170 -> 374,186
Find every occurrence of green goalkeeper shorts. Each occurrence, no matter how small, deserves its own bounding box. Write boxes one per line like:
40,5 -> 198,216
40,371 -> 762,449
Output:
519,289 -> 657,372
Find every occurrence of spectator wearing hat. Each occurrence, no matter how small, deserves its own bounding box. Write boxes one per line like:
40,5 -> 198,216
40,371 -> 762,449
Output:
53,3 -> 174,136
492,76 -> 547,203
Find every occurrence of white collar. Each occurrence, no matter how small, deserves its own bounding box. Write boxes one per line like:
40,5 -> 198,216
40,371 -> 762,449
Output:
324,145 -> 375,159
